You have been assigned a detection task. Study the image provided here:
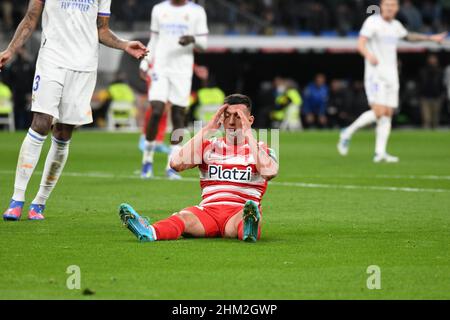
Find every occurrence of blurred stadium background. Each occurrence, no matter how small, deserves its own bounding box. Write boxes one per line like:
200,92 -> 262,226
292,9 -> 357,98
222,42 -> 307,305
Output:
1,0 -> 449,132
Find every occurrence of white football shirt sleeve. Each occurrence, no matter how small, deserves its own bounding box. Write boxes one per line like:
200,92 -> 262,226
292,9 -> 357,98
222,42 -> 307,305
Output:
140,34 -> 158,71
360,16 -> 376,38
195,7 -> 209,36
98,0 -> 111,16
144,7 -> 160,67
150,6 -> 159,33
194,7 -> 208,50
396,21 -> 408,39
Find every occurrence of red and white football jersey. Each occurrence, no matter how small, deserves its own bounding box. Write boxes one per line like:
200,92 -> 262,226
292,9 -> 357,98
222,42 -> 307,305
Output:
198,137 -> 276,208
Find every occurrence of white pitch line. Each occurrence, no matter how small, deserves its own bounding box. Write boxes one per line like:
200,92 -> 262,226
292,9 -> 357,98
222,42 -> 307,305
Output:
289,174 -> 450,181
376,174 -> 450,181
272,181 -> 448,193
0,170 -> 448,194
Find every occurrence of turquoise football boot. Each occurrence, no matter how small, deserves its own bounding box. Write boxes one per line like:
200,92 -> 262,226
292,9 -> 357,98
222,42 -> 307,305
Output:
242,200 -> 261,242
118,203 -> 156,242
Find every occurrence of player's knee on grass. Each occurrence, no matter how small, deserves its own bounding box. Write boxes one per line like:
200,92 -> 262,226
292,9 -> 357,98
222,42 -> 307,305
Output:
52,123 -> 75,141
31,112 -> 53,136
223,224 -> 238,238
223,211 -> 244,239
229,214 -> 263,240
174,211 -> 205,237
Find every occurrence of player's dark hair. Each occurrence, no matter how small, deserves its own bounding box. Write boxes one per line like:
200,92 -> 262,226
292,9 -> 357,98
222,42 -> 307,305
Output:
224,94 -> 252,114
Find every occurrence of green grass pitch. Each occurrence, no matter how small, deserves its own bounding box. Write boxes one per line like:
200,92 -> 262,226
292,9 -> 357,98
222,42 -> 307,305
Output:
0,130 -> 449,299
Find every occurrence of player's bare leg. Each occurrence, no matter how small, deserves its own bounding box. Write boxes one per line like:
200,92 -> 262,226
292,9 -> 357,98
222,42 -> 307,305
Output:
224,201 -> 262,242
173,211 -> 205,237
141,100 -> 165,179
28,123 -> 74,220
31,112 -> 54,135
166,105 -> 186,180
3,112 -> 52,221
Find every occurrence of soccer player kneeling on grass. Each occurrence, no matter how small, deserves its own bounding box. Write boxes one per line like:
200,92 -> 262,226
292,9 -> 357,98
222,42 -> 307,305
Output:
119,94 -> 279,242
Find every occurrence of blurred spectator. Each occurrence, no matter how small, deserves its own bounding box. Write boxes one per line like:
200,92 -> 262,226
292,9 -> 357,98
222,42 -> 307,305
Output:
0,0 -> 28,31
445,64 -> 450,106
1,0 -> 14,31
271,77 -> 302,130
327,79 -> 353,128
4,48 -> 35,130
302,73 -> 328,128
349,80 -> 370,121
122,0 -> 139,30
307,1 -> 329,35
260,7 -> 276,35
443,0 -> 450,29
399,0 -> 423,32
91,73 -> 136,129
0,73 -> 14,131
419,55 -> 444,129
421,0 -> 442,32
400,80 -> 421,125
334,2 -> 354,36
191,66 -> 226,123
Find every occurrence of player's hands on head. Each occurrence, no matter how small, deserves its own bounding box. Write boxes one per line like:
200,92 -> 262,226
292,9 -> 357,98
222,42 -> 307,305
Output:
179,35 -> 195,46
125,41 -> 148,60
206,104 -> 228,131
236,107 -> 253,135
0,49 -> 13,71
430,32 -> 448,44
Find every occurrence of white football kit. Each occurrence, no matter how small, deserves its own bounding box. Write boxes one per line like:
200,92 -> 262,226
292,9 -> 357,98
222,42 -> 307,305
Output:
143,0 -> 208,107
31,0 -> 111,125
360,14 -> 408,108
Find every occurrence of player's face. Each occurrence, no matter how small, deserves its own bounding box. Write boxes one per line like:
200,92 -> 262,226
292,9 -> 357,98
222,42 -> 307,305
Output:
223,105 -> 254,139
381,0 -> 399,21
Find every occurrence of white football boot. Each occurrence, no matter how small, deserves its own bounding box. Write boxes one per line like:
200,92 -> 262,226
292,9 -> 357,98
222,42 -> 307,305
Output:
337,130 -> 351,156
373,153 -> 400,163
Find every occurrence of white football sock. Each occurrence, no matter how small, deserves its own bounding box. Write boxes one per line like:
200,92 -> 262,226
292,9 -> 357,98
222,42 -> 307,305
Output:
32,137 -> 70,205
143,140 -> 156,164
375,116 -> 392,156
343,110 -> 377,138
12,128 -> 47,202
167,144 -> 182,170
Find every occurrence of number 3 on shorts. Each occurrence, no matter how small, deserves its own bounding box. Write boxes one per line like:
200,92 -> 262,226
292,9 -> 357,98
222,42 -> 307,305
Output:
33,75 -> 41,92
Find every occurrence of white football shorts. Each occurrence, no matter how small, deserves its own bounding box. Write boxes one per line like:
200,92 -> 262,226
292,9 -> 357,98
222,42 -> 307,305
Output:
31,57 -> 97,125
364,75 -> 399,109
148,72 -> 192,107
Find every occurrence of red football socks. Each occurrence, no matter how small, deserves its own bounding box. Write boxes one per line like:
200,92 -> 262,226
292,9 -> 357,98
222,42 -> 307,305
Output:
153,216 -> 185,240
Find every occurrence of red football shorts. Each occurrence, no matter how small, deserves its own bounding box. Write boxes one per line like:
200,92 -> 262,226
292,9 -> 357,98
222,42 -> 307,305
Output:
183,204 -> 259,238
